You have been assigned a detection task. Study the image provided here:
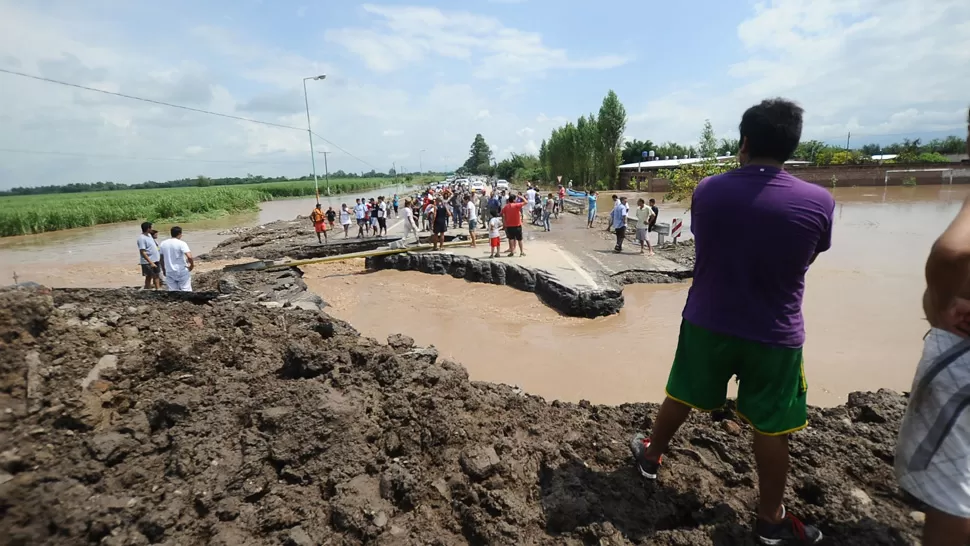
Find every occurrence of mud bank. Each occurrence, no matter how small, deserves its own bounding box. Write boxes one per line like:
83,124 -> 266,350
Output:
203,218 -> 400,262
1,285 -> 925,545
365,252 -> 624,319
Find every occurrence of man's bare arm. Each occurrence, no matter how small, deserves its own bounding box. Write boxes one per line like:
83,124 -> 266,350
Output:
925,197 -> 970,325
186,252 -> 195,272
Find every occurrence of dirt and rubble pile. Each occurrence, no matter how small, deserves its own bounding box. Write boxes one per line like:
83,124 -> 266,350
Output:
2,286 -> 923,545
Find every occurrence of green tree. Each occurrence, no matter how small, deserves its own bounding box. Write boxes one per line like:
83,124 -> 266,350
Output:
661,159 -> 739,207
462,134 -> 493,174
621,138 -> 656,164
655,141 -> 690,159
195,175 -> 211,187
717,138 -> 739,156
596,90 -> 627,187
698,119 -> 717,158
793,140 -> 828,163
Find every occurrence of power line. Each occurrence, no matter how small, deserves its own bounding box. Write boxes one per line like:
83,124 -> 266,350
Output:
0,67 -> 379,169
310,131 -> 376,170
0,67 -> 304,132
0,147 -> 306,166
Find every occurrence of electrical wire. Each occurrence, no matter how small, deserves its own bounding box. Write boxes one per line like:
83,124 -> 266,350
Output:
0,147 -> 307,165
0,67 -> 379,169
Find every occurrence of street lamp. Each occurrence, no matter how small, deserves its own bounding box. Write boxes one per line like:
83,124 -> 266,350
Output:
302,74 -> 327,200
419,149 -> 426,173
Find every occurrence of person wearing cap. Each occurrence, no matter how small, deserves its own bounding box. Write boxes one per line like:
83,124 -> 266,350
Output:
137,221 -> 161,290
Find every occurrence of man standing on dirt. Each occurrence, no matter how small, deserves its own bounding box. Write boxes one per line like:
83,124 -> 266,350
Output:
648,198 -> 660,233
501,194 -> 527,257
635,198 -> 655,256
377,196 -> 388,237
895,106 -> 970,546
629,98 -> 832,545
465,194 -> 478,248
354,198 -> 366,238
586,191 -> 598,229
137,221 -> 161,290
430,196 -> 451,251
310,204 -> 328,244
340,204 -> 352,238
611,196 -> 629,252
158,226 -> 195,292
402,199 -> 421,245
326,206 -> 336,230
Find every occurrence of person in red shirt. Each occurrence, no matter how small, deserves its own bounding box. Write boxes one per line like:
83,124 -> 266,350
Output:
501,194 -> 527,257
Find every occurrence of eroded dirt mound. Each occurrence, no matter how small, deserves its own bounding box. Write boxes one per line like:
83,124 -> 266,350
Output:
203,218 -> 397,262
1,286 -> 921,545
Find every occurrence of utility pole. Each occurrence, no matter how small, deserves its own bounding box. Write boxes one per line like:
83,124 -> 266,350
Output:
846,131 -> 851,150
317,151 -> 331,196
419,149 -> 426,173
302,74 -> 327,202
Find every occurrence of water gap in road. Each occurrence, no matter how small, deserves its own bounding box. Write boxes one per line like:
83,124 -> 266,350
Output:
305,184 -> 968,407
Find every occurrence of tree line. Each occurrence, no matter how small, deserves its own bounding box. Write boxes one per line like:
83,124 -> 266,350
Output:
1,168 -> 432,196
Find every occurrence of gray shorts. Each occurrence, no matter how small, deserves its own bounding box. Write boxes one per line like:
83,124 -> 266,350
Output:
636,228 -> 649,242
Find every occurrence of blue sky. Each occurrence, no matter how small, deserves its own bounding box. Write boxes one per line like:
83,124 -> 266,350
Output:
0,0 -> 968,189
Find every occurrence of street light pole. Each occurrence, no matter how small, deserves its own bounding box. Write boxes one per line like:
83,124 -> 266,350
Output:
302,74 -> 327,201
318,151 -> 331,197
419,149 -> 426,173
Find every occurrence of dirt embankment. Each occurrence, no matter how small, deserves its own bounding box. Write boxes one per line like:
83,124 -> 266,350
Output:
203,218 -> 398,262
0,284 -> 926,545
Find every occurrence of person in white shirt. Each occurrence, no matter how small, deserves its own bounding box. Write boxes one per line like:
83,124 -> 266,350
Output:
137,221 -> 161,290
377,197 -> 388,236
402,200 -> 420,244
354,199 -> 366,238
526,186 -> 537,208
465,195 -> 479,248
487,212 -> 503,258
634,198 -> 656,256
339,204 -> 352,238
612,196 -> 629,253
158,226 -> 194,291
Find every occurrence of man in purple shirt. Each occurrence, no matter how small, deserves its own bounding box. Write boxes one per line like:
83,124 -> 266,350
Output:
630,98 -> 834,545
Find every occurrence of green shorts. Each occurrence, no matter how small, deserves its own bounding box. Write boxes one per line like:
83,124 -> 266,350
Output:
665,320 -> 808,436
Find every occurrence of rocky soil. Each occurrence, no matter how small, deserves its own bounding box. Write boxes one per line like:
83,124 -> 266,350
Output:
1,284 -> 926,545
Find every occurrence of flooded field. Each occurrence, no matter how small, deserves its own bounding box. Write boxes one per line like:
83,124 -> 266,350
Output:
2,184 -> 965,406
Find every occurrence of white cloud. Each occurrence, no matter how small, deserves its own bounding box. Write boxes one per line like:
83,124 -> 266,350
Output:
523,139 -> 538,154
324,4 -> 628,81
516,126 -> 534,137
382,129 -> 403,136
536,113 -> 568,125
475,110 -> 491,120
629,0 -> 970,144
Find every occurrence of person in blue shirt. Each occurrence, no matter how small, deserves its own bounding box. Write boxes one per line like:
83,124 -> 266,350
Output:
392,195 -> 399,218
586,191 -> 598,229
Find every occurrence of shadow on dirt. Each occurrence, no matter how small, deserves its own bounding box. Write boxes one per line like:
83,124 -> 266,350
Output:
540,459 -> 913,545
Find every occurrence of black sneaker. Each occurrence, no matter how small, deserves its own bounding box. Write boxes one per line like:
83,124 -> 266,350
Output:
629,433 -> 662,480
755,506 -> 823,545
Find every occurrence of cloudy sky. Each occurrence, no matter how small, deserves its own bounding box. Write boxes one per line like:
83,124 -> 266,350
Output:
0,0 -> 968,189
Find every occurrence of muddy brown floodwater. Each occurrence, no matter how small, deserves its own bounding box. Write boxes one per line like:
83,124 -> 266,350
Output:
2,184 -> 966,406
307,185 -> 969,407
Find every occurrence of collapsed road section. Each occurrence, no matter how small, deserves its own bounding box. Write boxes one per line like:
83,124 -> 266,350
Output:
0,284 -> 928,545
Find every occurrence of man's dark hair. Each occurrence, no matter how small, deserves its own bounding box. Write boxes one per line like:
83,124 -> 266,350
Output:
739,98 -> 804,163
171,226 -> 183,238
649,198 -> 656,204
141,221 -> 152,233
